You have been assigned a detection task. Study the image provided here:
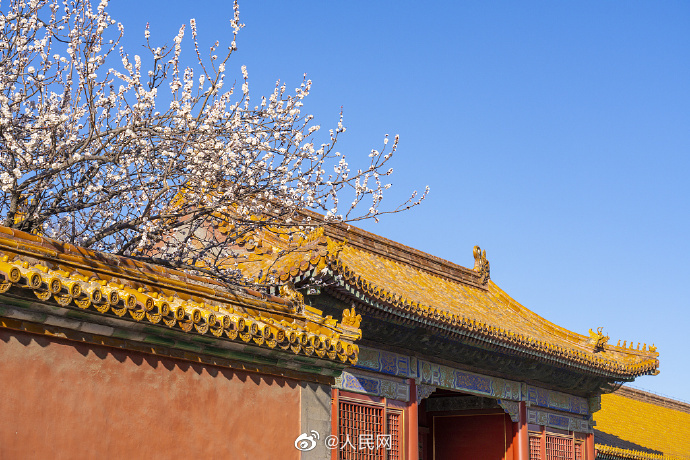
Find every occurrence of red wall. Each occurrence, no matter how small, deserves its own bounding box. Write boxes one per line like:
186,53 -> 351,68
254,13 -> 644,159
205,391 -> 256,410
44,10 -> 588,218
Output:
433,412 -> 512,460
0,328 -> 302,460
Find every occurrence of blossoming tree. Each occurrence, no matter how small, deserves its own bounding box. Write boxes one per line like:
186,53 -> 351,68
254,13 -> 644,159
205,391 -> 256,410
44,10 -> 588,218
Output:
0,0 -> 427,285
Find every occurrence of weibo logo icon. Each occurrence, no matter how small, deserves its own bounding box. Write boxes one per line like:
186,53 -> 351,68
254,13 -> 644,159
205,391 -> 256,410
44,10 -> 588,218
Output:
294,430 -> 320,451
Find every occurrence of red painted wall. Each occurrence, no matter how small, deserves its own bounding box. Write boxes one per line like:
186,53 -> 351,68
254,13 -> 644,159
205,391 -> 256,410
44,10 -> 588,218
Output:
0,329 -> 302,460
433,412 -> 511,460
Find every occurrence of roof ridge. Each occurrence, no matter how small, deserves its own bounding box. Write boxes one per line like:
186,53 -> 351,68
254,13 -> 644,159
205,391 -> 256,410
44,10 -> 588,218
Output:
617,386 -> 690,414
323,223 -> 484,288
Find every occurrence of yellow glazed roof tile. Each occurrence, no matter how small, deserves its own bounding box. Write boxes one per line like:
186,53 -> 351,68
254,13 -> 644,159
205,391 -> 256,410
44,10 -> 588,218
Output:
0,226 -> 361,365
332,244 -> 658,376
594,387 -> 690,459
234,222 -> 660,377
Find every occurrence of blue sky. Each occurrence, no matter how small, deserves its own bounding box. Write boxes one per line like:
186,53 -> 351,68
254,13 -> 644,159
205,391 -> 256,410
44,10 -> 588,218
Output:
109,1 -> 690,402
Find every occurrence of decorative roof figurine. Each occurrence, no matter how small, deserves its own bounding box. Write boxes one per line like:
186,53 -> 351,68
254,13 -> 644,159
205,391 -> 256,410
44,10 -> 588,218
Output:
588,327 -> 610,351
473,245 -> 490,285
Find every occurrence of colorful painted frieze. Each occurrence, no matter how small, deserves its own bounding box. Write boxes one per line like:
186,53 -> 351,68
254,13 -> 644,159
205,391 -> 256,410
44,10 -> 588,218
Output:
418,359 -> 522,401
527,407 -> 592,433
354,346 -> 416,379
526,385 -> 589,415
354,346 -> 595,430
334,370 -> 410,402
356,346 -> 526,402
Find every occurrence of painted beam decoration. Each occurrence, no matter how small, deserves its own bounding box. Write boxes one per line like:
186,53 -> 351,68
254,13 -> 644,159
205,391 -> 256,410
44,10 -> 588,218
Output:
527,407 -> 591,433
355,346 -> 417,379
416,384 -> 437,404
334,370 -> 410,402
351,345 -> 594,432
355,346 -> 522,401
526,385 -> 589,416
419,360 -> 522,401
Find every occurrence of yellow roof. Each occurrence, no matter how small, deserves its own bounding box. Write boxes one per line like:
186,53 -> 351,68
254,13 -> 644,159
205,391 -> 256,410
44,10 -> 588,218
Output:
0,226 -> 360,365
594,387 -> 690,459
233,222 -> 659,378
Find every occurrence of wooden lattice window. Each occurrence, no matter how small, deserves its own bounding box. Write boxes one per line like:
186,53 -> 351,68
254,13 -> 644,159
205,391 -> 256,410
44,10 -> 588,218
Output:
529,434 -> 543,460
337,396 -> 403,460
574,441 -> 584,460
386,411 -> 402,460
545,434 -> 573,460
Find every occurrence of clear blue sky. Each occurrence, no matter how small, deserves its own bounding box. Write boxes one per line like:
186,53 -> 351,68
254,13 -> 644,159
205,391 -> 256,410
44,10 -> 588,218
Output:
110,1 -> 690,402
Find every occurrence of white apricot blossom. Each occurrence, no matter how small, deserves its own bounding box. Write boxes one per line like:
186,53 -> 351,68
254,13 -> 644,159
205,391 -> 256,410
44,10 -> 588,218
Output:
0,0 -> 427,285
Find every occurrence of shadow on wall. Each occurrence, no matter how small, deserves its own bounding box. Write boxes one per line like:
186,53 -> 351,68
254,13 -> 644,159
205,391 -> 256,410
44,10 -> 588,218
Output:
0,327 -> 298,389
593,429 -> 662,456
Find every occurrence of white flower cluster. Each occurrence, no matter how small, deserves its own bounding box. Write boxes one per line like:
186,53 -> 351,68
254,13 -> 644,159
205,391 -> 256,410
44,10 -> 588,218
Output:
0,0 -> 427,286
